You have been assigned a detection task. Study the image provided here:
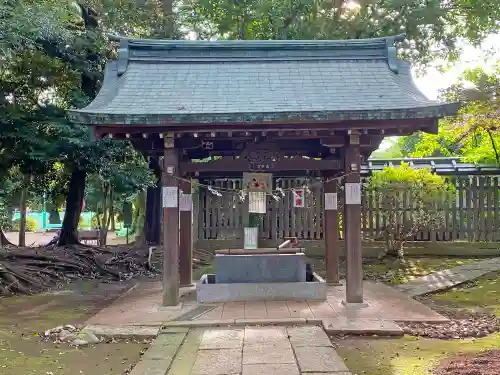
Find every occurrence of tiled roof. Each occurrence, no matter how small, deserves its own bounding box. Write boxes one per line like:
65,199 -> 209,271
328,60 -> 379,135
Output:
68,36 -> 459,125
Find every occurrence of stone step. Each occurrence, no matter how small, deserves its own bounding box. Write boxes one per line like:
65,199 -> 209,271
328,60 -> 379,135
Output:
322,318 -> 403,336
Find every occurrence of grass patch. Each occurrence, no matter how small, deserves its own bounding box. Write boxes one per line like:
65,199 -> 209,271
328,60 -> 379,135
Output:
335,333 -> 500,375
0,280 -> 148,375
422,271 -> 500,316
309,256 -> 480,284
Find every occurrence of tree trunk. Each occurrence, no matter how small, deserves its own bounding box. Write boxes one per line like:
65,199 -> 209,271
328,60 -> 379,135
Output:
133,190 -> 147,247
58,169 -> 87,246
18,174 -> 30,247
99,183 -> 110,246
0,229 -> 13,247
109,188 -> 116,231
162,0 -> 173,38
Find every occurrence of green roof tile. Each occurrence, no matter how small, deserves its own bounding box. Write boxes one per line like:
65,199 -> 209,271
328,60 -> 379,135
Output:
68,35 -> 460,125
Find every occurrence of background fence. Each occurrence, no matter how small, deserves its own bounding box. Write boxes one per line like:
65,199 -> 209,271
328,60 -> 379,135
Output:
195,176 -> 500,242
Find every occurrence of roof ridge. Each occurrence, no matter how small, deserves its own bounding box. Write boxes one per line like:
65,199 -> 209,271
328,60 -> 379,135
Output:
115,35 -> 406,76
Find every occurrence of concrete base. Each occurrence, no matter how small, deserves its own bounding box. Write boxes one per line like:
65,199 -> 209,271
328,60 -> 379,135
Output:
197,273 -> 327,303
341,301 -> 369,308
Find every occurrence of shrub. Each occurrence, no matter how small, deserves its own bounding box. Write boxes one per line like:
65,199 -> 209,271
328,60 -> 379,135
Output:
365,163 -> 453,259
12,217 -> 37,232
91,215 -> 101,229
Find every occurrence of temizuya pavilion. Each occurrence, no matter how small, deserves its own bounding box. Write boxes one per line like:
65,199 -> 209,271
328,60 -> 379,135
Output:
68,34 -> 459,306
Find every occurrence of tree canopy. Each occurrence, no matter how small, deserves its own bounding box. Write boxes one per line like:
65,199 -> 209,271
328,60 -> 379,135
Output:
397,63 -> 500,165
0,0 -> 498,247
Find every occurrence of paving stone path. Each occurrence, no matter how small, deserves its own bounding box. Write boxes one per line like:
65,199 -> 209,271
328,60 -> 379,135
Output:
395,257 -> 500,297
130,325 -> 351,375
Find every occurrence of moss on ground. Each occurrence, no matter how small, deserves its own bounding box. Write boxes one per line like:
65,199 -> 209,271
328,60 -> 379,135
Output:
335,333 -> 500,375
0,281 -> 149,375
421,271 -> 500,316
309,256 -> 479,284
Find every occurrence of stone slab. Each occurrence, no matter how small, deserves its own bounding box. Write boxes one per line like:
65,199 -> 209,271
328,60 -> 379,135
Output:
395,257 -> 500,297
84,325 -> 160,337
243,343 -> 296,364
197,278 -> 326,303
167,328 -> 204,375
191,349 -> 242,375
199,328 -> 244,350
215,253 -> 306,283
142,332 -> 187,361
242,364 -> 300,375
162,319 -> 237,328
130,332 -> 186,375
294,346 -> 350,373
287,326 -> 332,347
235,318 -> 307,326
129,358 -> 173,375
244,327 -> 288,345
322,318 -> 403,336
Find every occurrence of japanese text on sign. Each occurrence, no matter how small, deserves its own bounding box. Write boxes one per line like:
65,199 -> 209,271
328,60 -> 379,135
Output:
162,187 -> 178,208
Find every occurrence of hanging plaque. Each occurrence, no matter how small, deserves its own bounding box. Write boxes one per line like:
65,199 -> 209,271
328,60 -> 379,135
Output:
162,186 -> 178,208
179,193 -> 192,211
345,182 -> 361,205
325,193 -> 338,210
244,227 -> 259,249
248,191 -> 266,214
293,189 -> 305,208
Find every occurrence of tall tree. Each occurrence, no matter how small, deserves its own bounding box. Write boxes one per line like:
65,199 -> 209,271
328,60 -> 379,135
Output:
183,0 -> 500,65
400,64 -> 500,165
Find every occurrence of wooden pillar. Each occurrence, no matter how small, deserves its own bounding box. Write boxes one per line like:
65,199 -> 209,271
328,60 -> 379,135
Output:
324,174 -> 340,285
162,135 -> 180,306
343,132 -> 363,304
179,178 -> 193,286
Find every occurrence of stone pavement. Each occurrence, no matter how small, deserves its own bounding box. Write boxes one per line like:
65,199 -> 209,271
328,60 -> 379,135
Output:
193,281 -> 448,323
87,281 -> 447,328
395,257 -> 500,297
130,325 -> 351,375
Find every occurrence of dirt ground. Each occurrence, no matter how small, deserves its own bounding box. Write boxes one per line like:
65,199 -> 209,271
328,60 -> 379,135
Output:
0,279 -> 150,375
434,349 -> 500,375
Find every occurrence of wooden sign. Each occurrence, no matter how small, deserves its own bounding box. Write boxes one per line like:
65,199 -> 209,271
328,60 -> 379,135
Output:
162,187 -> 178,208
249,191 -> 266,214
325,193 -> 338,210
179,193 -> 192,211
345,182 -> 361,205
293,189 -> 305,208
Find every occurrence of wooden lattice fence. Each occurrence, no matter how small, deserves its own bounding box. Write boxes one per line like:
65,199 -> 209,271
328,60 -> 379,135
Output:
195,176 -> 500,242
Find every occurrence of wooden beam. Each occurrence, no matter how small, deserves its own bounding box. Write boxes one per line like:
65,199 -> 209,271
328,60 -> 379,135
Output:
180,157 -> 342,174
93,117 -> 437,135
